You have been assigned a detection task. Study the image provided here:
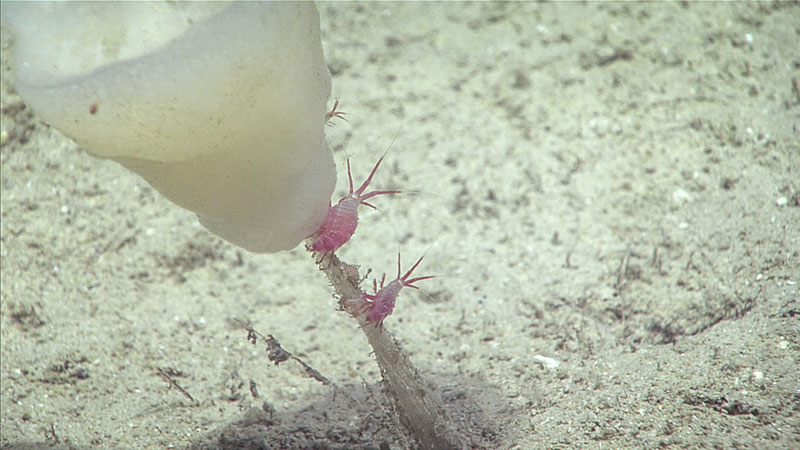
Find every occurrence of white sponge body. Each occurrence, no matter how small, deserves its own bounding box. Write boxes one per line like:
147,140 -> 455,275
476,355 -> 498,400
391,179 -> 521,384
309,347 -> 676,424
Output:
3,1 -> 335,253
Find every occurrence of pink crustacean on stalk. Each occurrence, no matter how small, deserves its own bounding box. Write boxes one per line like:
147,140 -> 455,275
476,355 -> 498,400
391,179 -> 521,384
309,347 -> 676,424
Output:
308,155 -> 400,261
357,253 -> 434,327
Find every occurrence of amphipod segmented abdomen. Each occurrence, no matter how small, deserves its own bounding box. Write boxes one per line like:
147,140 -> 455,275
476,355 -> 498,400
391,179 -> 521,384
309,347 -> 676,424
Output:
311,197 -> 359,253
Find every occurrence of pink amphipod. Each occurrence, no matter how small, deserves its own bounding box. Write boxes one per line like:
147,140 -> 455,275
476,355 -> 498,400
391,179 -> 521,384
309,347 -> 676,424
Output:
325,97 -> 347,124
360,253 -> 434,327
308,156 -> 399,260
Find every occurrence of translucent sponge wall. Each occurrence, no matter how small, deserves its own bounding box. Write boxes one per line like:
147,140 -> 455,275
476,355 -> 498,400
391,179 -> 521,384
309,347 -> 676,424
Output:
2,1 -> 335,252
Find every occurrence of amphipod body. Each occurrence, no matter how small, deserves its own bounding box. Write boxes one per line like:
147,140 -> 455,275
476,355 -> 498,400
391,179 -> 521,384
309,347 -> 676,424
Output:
309,156 -> 399,260
325,97 -> 347,124
360,253 -> 433,327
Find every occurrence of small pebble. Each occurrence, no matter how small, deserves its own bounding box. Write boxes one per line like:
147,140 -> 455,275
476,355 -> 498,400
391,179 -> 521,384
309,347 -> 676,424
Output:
776,197 -> 787,207
672,188 -> 692,205
534,354 -> 561,369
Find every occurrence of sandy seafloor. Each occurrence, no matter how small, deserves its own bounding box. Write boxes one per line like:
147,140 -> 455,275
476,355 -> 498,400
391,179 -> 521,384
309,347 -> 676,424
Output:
1,2 -> 799,449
